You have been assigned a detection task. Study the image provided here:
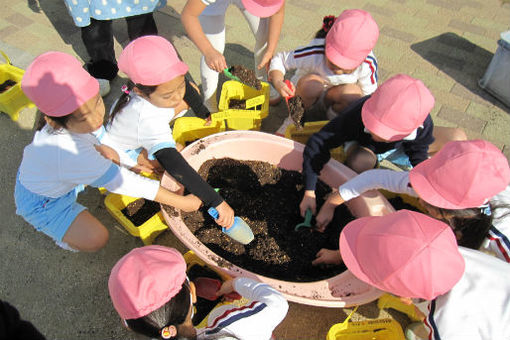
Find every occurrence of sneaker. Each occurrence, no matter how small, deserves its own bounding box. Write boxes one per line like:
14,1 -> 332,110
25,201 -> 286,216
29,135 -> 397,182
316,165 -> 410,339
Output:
275,116 -> 292,136
269,83 -> 282,106
97,78 -> 110,97
405,322 -> 429,340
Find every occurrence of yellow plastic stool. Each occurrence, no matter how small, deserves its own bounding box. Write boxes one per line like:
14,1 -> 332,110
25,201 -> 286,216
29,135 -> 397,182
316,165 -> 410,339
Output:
327,318 -> 405,340
377,293 -> 425,322
0,50 -> 35,121
218,80 -> 270,119
285,121 -> 345,163
104,193 -> 168,245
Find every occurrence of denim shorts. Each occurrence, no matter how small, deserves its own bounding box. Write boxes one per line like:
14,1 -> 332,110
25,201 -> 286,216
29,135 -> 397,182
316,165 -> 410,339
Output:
14,173 -> 86,242
377,148 -> 413,171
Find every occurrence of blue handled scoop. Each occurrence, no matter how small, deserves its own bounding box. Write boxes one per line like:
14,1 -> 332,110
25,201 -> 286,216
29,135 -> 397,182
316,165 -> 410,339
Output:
208,207 -> 255,244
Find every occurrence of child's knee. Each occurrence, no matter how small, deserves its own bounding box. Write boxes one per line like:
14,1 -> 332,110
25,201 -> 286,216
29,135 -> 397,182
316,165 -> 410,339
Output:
326,84 -> 363,112
296,75 -> 326,107
450,127 -> 467,141
345,146 -> 377,173
82,228 -> 109,252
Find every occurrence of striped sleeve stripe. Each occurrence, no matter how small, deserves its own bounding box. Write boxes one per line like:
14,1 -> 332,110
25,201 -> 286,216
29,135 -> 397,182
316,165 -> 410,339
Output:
363,56 -> 378,84
487,226 -> 510,262
205,301 -> 267,335
423,300 -> 441,340
294,44 -> 325,59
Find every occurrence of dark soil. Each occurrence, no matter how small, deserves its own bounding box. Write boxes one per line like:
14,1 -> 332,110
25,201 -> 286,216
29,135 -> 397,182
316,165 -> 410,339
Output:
165,158 -> 354,282
229,65 -> 261,90
228,99 -> 246,109
121,198 -> 161,226
287,96 -> 305,128
0,79 -> 16,93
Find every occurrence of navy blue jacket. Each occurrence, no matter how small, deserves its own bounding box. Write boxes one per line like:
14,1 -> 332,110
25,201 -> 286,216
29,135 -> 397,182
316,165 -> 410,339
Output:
302,96 -> 435,190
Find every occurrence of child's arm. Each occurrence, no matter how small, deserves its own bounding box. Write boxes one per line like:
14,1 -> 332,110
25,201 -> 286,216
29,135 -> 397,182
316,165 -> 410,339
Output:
403,115 -> 435,167
181,0 -> 227,72
312,248 -> 342,266
258,4 -> 285,70
356,53 -> 378,95
154,148 -> 235,228
183,78 -> 211,119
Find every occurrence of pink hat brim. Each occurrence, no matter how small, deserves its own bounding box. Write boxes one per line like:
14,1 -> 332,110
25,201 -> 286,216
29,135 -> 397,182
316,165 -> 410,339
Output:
325,43 -> 364,71
339,216 -> 379,287
361,101 -> 411,142
136,60 -> 189,86
241,0 -> 284,17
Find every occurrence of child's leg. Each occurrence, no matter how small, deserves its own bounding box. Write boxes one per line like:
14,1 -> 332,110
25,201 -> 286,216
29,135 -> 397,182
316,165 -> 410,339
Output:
295,74 -> 328,109
240,8 -> 268,81
62,210 -> 109,252
81,18 -> 118,81
324,83 -> 364,115
428,126 -> 468,156
125,12 -> 158,40
345,145 -> 378,173
199,14 -> 226,112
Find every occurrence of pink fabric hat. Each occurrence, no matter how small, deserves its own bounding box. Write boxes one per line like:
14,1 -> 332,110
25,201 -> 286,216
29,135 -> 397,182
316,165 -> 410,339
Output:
361,74 -> 435,141
21,52 -> 99,117
410,140 -> 510,209
340,210 -> 465,300
108,246 -> 187,320
241,0 -> 284,17
118,35 -> 189,86
325,9 -> 379,70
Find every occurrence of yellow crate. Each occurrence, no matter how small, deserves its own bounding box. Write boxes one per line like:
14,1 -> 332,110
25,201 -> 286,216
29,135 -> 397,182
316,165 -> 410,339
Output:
218,80 -> 270,119
285,121 -> 346,163
104,193 -> 168,245
327,318 -> 405,340
0,50 -> 35,121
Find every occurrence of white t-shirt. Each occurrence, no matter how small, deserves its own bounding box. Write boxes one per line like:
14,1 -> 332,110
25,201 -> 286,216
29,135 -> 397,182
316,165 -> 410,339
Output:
269,38 -> 378,96
104,94 -> 176,166
339,170 -> 510,263
18,125 -> 159,200
200,0 -> 243,16
423,247 -> 510,340
196,278 -> 288,340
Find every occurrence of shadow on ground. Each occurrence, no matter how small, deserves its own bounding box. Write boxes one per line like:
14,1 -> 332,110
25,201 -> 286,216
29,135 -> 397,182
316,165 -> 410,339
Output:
411,32 -> 509,113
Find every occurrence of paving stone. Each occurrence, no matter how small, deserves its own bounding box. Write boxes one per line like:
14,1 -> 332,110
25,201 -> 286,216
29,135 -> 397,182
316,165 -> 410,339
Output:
426,0 -> 462,11
380,26 -> 417,43
432,88 -> 471,113
5,12 -> 34,28
437,106 -> 486,133
0,25 -> 20,38
448,19 -> 487,36
363,3 -> 396,17
502,145 -> 510,159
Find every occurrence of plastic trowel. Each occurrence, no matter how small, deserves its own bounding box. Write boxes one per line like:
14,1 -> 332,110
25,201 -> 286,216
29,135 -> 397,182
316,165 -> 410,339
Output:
207,207 -> 255,244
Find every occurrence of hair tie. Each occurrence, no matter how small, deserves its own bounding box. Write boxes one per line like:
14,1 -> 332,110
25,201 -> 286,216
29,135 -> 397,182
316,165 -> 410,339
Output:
161,325 -> 177,339
121,85 -> 130,94
322,15 -> 336,33
480,204 -> 492,216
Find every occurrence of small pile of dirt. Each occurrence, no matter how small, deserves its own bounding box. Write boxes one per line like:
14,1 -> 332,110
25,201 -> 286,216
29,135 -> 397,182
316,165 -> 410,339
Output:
228,65 -> 261,90
228,99 -> 246,109
165,158 -> 354,282
0,79 -> 16,94
121,198 -> 161,226
287,95 -> 305,129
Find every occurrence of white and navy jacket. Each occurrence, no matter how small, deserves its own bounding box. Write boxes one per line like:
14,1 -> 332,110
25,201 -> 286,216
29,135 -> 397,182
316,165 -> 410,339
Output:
269,38 -> 378,95
196,278 -> 288,340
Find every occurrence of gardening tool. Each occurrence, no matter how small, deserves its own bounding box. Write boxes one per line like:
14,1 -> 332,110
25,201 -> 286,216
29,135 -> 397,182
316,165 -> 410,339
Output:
283,79 -> 295,107
223,67 -> 241,82
194,277 -> 242,301
295,208 -> 313,231
207,207 -> 255,244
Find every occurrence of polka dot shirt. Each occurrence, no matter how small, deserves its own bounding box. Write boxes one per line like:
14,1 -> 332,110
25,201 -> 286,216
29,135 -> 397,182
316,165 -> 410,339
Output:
64,0 -> 167,27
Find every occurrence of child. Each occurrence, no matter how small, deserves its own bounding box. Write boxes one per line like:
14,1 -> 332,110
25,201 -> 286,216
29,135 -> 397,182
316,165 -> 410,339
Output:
338,210 -> 510,340
108,245 -> 289,339
269,10 -> 379,135
101,36 -> 234,229
300,74 -> 467,216
313,139 -> 510,265
15,51 -> 201,252
181,0 -> 286,111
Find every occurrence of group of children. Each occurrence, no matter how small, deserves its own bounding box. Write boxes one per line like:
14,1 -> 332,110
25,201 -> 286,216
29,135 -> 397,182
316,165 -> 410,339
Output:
10,0 -> 510,338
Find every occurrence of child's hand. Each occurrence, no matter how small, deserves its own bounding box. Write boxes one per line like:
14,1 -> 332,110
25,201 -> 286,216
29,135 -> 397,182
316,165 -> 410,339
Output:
204,48 -> 227,72
214,201 -> 235,229
95,144 -> 120,163
203,116 -> 212,126
300,190 -> 316,216
315,204 -> 336,232
216,279 -> 236,297
257,51 -> 273,72
181,194 -> 203,212
312,248 -> 343,266
274,79 -> 295,98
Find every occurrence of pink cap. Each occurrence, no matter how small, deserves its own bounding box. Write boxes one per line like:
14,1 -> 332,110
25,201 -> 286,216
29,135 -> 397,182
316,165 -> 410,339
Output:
361,74 -> 435,141
325,10 -> 379,70
21,52 -> 99,117
340,210 -> 465,300
108,246 -> 187,320
410,140 -> 510,209
242,0 -> 284,17
119,36 -> 189,86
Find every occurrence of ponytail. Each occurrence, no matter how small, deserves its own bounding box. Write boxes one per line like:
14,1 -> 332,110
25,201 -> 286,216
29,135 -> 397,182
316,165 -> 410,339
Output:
108,80 -> 158,126
315,15 -> 336,39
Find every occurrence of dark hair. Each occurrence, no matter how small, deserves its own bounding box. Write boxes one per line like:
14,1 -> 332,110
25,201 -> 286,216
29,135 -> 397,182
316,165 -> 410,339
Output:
108,80 -> 158,126
125,283 -> 191,340
35,111 -> 71,131
315,15 -> 336,39
420,200 -> 495,250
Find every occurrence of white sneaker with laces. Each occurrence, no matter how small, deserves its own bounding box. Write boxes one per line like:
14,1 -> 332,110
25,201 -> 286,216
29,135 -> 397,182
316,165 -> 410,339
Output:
275,116 -> 292,136
97,78 -> 111,97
